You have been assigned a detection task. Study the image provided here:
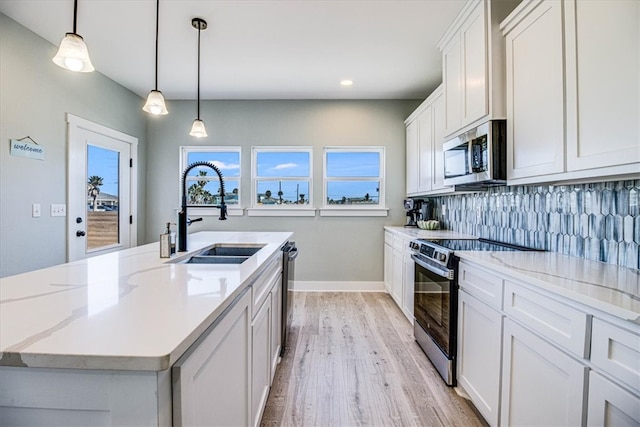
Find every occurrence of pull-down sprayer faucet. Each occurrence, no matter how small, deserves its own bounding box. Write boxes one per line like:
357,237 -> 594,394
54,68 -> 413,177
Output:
178,161 -> 227,252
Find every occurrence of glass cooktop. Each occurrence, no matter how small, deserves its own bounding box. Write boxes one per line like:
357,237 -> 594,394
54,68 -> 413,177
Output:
422,238 -> 542,252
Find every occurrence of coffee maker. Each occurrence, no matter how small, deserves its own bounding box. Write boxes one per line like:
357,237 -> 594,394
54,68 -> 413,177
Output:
403,198 -> 422,227
403,198 -> 433,227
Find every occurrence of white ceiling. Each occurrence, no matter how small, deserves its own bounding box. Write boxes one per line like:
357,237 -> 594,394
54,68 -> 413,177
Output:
0,0 -> 465,100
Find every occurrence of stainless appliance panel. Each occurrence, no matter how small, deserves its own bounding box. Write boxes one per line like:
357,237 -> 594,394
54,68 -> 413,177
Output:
281,242 -> 297,356
443,120 -> 506,186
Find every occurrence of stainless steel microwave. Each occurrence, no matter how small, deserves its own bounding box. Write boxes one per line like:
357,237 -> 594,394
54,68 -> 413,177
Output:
443,120 -> 507,186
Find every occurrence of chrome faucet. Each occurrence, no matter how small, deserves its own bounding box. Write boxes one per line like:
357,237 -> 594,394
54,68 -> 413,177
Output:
178,161 -> 227,252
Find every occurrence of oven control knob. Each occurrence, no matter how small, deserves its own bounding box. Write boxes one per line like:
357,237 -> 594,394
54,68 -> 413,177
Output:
437,253 -> 446,262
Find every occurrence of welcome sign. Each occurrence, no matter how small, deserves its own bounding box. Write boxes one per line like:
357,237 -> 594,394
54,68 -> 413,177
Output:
10,139 -> 45,160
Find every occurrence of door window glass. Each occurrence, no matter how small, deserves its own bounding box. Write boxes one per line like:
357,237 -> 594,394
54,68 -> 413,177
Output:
86,145 -> 120,250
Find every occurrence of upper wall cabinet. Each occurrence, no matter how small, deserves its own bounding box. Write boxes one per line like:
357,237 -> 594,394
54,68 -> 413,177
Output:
405,86 -> 450,196
502,0 -> 640,185
438,0 -> 520,139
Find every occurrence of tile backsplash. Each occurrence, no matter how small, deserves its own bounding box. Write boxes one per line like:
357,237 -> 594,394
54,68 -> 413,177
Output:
430,180 -> 640,270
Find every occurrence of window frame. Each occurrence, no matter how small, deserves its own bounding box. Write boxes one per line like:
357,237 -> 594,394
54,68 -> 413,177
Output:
321,146 -> 388,217
248,146 -> 315,216
179,146 -> 243,216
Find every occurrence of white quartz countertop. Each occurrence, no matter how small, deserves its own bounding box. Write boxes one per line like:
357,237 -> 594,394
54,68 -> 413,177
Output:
384,226 -> 477,240
456,251 -> 640,323
0,231 -> 292,371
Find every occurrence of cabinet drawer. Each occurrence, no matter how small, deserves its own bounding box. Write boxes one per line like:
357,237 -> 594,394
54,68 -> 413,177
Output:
458,262 -> 504,309
503,281 -> 590,358
384,231 -> 393,245
392,234 -> 405,251
252,259 -> 282,318
591,318 -> 640,394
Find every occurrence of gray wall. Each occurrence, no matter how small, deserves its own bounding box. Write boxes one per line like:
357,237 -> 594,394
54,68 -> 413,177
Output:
146,99 -> 419,283
0,13 -> 148,277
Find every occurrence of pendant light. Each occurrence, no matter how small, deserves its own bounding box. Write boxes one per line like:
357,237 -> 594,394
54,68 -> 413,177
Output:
143,0 -> 168,115
52,0 -> 94,72
189,18 -> 208,138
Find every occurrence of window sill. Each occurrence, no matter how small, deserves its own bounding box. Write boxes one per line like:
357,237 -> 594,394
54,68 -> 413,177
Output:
319,207 -> 389,217
246,207 -> 316,217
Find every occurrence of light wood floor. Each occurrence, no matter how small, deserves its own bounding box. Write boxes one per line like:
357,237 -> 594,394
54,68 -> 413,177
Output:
261,292 -> 487,427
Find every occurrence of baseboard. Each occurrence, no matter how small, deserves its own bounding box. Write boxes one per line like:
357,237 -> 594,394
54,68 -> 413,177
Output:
291,281 -> 385,292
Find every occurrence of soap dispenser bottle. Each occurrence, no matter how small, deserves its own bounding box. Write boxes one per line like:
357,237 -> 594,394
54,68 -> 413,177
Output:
160,223 -> 171,258
169,224 -> 176,255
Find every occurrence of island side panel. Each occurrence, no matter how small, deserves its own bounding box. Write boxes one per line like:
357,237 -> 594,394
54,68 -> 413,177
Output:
0,367 -> 170,426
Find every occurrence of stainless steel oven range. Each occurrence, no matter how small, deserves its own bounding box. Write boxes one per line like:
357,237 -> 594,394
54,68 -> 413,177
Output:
409,238 -> 541,386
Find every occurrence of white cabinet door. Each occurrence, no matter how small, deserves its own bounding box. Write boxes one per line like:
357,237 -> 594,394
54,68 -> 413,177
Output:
587,371 -> 640,427
461,3 -> 487,125
384,242 -> 392,294
417,105 -> 434,193
391,247 -> 403,308
402,249 -> 414,323
443,35 -> 463,136
504,0 -> 565,180
565,0 -> 640,171
430,91 -> 448,192
405,120 -> 419,196
404,85 -> 448,197
458,290 -> 502,427
270,276 -> 282,382
251,294 -> 271,427
173,290 -> 251,427
501,318 -> 588,427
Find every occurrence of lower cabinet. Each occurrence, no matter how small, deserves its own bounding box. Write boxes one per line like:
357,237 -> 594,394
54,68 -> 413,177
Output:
587,371 -> 640,427
173,255 -> 284,427
251,293 -> 272,427
270,276 -> 283,382
383,241 -> 392,294
390,245 -> 403,308
401,250 -> 414,323
500,318 -> 588,426
457,289 -> 502,427
457,259 -> 640,427
384,231 -> 415,323
173,289 -> 252,427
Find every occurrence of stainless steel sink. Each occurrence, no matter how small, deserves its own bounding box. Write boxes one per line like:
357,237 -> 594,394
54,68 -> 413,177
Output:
185,255 -> 249,264
169,243 -> 265,264
199,246 -> 262,257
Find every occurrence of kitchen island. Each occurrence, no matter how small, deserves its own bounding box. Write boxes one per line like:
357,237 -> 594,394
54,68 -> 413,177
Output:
0,231 -> 292,426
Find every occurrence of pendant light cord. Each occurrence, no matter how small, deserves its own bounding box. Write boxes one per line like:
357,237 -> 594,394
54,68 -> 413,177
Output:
197,24 -> 201,120
73,0 -> 78,34
154,0 -> 159,90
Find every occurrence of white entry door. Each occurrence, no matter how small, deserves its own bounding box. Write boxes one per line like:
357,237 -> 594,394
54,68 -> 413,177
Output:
67,114 -> 138,262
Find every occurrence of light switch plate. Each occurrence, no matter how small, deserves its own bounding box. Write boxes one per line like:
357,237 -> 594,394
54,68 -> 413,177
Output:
32,203 -> 41,217
51,204 -> 66,217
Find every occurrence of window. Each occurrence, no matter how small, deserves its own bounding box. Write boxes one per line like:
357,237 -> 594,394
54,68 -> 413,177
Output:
180,147 -> 241,208
251,147 -> 313,211
322,147 -> 387,216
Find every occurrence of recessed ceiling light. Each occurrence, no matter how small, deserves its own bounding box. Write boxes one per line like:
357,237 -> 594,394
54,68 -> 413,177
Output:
340,80 -> 353,86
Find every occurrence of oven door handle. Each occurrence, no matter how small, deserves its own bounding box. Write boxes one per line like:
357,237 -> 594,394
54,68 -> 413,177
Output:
411,254 -> 454,280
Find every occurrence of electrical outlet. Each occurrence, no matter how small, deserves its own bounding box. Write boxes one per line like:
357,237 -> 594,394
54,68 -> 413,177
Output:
51,204 -> 66,217
32,203 -> 41,218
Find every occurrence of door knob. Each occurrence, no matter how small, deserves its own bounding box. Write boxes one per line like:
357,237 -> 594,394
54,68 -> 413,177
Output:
76,230 -> 86,237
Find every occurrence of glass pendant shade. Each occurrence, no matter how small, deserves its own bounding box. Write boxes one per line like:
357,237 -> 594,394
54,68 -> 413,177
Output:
143,90 -> 168,115
52,33 -> 94,72
190,119 -> 208,138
